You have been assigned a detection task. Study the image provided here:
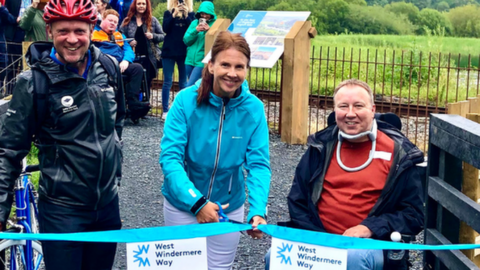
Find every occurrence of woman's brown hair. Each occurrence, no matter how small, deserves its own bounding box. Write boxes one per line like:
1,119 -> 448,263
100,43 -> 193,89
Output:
197,31 -> 250,105
121,0 -> 153,31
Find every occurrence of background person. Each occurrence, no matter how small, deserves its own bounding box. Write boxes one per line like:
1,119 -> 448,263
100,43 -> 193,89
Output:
160,31 -> 271,270
18,0 -> 50,42
0,1 -> 17,98
265,79 -> 424,270
0,0 -> 125,269
93,9 -> 150,123
94,0 -> 112,30
110,0 -> 133,26
160,0 -> 194,120
120,0 -> 164,99
4,0 -> 27,96
183,0 -> 216,87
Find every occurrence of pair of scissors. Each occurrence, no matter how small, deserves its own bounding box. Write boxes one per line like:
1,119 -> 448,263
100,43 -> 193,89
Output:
215,202 -> 249,235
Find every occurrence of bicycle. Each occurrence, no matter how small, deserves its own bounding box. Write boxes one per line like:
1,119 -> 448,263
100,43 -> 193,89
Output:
0,162 -> 43,270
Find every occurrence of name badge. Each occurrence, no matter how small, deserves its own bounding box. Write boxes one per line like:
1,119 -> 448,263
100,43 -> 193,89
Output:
270,237 -> 347,270
373,151 -> 392,161
127,237 -> 207,269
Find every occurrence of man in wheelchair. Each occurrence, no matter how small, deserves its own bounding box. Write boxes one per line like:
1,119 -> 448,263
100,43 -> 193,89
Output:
92,9 -> 150,123
280,79 -> 424,270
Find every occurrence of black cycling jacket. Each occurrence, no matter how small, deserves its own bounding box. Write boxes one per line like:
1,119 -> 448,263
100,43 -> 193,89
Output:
0,42 -> 126,223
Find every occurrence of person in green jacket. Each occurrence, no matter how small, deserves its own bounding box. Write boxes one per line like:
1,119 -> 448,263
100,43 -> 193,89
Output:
18,0 -> 51,42
183,1 -> 216,87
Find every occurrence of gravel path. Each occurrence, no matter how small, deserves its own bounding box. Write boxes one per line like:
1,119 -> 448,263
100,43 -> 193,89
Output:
113,116 -> 423,270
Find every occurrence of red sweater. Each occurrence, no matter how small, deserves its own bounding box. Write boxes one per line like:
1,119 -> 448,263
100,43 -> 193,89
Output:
317,131 -> 394,235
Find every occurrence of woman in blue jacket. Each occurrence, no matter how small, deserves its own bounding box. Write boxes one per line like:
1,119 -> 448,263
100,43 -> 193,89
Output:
160,31 -> 271,270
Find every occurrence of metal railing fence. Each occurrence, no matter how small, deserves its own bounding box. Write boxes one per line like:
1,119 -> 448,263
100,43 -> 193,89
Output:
5,43 -> 478,150
151,46 -> 480,151
0,42 -> 26,98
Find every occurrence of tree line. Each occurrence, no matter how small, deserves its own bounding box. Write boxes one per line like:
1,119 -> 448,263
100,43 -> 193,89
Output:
151,0 -> 480,37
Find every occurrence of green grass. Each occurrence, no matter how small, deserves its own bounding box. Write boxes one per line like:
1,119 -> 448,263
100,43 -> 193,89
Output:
312,34 -> 480,56
158,34 -> 480,105
26,144 -> 40,189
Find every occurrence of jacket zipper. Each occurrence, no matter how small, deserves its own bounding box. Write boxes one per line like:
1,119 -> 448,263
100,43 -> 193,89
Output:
88,92 -> 104,210
206,102 -> 226,200
369,148 -> 422,215
51,144 -> 61,195
92,89 -> 106,133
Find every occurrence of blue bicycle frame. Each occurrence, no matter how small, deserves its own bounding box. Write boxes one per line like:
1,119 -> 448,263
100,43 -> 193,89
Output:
11,170 -> 42,270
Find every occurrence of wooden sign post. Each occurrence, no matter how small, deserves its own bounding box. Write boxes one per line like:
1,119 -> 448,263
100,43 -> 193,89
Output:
280,20 -> 314,145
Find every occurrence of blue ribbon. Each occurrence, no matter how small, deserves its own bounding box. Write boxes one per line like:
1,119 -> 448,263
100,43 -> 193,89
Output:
2,223 -> 480,250
258,225 -> 480,250
0,223 -> 251,243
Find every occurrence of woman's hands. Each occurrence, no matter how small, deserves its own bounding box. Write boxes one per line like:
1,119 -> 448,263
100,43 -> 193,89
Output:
196,202 -> 229,223
247,216 -> 267,240
130,40 -> 137,47
173,4 -> 187,18
145,32 -> 153,40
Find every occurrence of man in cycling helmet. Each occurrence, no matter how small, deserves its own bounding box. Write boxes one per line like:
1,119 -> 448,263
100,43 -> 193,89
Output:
0,0 -> 125,269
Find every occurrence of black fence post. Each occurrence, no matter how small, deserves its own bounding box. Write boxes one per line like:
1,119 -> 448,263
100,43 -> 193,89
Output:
425,114 -> 480,270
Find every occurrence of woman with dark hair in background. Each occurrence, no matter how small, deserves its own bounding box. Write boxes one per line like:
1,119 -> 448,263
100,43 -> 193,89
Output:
160,0 -> 194,120
160,31 -> 271,270
120,0 -> 164,97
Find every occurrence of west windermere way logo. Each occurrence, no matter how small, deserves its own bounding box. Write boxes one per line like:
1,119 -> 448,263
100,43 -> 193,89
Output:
270,237 -> 347,270
133,245 -> 150,267
277,243 -> 292,265
126,238 -> 208,269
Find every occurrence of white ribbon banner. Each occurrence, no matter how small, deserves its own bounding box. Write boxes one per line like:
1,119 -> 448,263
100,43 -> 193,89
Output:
127,237 -> 208,269
270,237 -> 347,270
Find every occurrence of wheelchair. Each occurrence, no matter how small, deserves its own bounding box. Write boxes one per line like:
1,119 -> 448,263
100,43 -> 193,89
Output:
122,64 -> 151,124
328,111 -> 427,270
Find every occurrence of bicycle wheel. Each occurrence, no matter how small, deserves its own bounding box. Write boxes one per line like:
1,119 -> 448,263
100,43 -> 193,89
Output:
0,237 -> 43,270
0,192 -> 43,270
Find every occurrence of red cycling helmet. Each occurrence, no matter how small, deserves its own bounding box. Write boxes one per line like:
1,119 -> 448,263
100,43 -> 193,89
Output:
43,0 -> 97,25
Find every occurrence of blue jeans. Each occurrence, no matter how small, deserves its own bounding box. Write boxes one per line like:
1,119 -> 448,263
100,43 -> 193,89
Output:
264,248 -> 384,270
185,64 -> 204,87
162,57 -> 187,112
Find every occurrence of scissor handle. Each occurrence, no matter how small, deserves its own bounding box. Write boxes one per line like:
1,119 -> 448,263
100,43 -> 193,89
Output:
215,202 -> 229,222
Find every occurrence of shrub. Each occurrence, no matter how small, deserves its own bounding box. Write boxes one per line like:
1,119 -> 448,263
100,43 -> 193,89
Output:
385,2 -> 420,25
447,4 -> 480,37
416,8 -> 453,35
345,5 -> 415,35
436,1 -> 450,11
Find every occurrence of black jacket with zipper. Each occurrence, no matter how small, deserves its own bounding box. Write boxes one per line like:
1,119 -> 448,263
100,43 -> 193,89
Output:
0,42 -> 126,223
284,121 -> 425,268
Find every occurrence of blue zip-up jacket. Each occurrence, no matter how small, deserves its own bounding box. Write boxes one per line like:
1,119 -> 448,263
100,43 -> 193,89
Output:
160,80 -> 271,222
